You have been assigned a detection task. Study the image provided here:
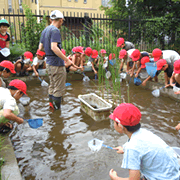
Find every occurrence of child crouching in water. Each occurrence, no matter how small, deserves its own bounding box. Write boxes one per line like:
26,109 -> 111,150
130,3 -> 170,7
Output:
0,60 -> 16,87
32,49 -> 46,77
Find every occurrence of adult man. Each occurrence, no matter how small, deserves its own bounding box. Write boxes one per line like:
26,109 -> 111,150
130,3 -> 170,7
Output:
39,10 -> 73,110
109,103 -> 179,180
0,79 -> 26,133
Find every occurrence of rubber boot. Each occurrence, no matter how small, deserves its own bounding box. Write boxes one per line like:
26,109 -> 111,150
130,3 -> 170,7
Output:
52,96 -> 62,110
49,94 -> 54,111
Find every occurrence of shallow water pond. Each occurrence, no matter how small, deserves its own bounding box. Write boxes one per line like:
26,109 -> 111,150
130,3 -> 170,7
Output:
10,78 -> 180,180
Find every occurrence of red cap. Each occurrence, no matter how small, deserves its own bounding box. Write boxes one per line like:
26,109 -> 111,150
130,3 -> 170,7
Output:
0,60 -> 16,73
117,38 -> 124,47
174,59 -> 180,74
130,49 -> 141,61
152,48 -> 162,62
109,103 -> 141,126
9,79 -> 27,95
91,50 -> 98,59
75,46 -> 84,54
85,47 -> 92,57
100,49 -> 106,54
36,49 -> 45,57
156,59 -> 167,70
119,49 -> 127,59
109,53 -> 115,60
24,51 -> 33,62
61,49 -> 66,55
141,56 -> 150,68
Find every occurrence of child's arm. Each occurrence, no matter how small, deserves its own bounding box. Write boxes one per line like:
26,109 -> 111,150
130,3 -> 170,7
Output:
119,60 -> 124,72
14,59 -> 22,66
5,41 -> 10,48
91,62 -> 97,74
0,78 -> 2,87
164,72 -> 169,86
142,76 -> 152,86
130,61 -> 136,77
32,65 -> 39,77
135,67 -> 142,78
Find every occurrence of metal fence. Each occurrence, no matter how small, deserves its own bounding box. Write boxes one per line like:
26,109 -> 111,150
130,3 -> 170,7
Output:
0,9 -> 179,54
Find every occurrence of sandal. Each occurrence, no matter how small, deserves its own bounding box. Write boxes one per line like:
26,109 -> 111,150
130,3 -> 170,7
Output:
0,123 -> 13,134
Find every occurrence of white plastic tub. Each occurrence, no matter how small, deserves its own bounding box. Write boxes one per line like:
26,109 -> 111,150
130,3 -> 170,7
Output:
78,93 -> 112,122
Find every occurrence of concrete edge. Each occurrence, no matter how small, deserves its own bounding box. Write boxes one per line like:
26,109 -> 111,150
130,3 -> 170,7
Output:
1,134 -> 22,180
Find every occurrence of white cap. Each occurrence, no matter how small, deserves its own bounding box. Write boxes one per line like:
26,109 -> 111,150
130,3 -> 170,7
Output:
50,10 -> 64,20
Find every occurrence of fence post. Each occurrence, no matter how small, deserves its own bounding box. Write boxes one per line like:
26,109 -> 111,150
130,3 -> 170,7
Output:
84,15 -> 89,47
128,15 -> 131,42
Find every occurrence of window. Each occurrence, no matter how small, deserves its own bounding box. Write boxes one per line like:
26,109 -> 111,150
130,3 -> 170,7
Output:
101,0 -> 111,7
35,0 -> 37,4
84,0 -> 87,3
19,0 -> 23,13
32,0 -> 33,2
68,0 -> 71,1
75,0 -> 78,2
8,0 -> 12,13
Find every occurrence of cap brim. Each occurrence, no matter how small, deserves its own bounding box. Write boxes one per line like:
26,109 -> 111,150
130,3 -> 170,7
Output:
141,64 -> 146,68
91,55 -> 98,59
11,69 -> 16,74
109,113 -> 115,120
119,55 -> 125,59
30,58 -> 33,62
157,66 -> 162,70
153,57 -> 160,62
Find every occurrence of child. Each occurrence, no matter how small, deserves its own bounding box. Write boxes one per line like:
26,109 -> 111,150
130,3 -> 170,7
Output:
100,49 -> 108,69
152,48 -> 180,64
87,49 -> 99,77
0,19 -> 10,62
116,37 -> 135,51
0,79 -> 27,133
134,56 -> 150,78
119,49 -> 135,72
32,49 -> 46,77
129,49 -> 149,77
168,59 -> 180,94
109,103 -> 179,180
14,51 -> 33,76
65,48 -> 81,73
109,53 -> 116,66
0,60 -> 16,87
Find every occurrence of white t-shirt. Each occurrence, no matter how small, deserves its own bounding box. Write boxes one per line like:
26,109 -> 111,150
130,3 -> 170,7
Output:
0,87 -> 17,111
122,128 -> 179,180
122,48 -> 136,63
162,50 -> 180,64
32,57 -> 47,66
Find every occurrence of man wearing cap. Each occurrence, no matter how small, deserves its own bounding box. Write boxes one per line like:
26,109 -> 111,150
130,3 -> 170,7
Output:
117,38 -> 135,51
0,79 -> 26,133
0,60 -> 16,87
39,10 -> 73,110
109,103 -> 179,180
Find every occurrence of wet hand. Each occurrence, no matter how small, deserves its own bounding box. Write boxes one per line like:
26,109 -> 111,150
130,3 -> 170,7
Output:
175,123 -> 180,131
109,169 -> 118,180
134,73 -> 138,78
35,72 -> 39,77
141,81 -> 146,86
113,146 -> 124,154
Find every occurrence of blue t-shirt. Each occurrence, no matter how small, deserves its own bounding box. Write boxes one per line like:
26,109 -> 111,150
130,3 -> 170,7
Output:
122,128 -> 179,180
40,25 -> 64,66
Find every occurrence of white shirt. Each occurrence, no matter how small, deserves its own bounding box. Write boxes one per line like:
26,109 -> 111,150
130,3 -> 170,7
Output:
0,87 -> 17,111
32,57 -> 47,66
162,50 -> 180,64
122,48 -> 136,63
122,128 -> 179,180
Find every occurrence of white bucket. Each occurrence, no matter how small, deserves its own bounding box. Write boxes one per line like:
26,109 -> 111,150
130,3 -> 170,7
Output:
38,69 -> 47,76
1,48 -> 10,57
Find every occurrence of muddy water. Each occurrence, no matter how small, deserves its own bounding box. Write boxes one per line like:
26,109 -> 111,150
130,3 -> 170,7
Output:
10,78 -> 180,180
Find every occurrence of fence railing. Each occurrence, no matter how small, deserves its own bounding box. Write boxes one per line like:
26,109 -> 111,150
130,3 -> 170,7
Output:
0,9 -> 179,55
